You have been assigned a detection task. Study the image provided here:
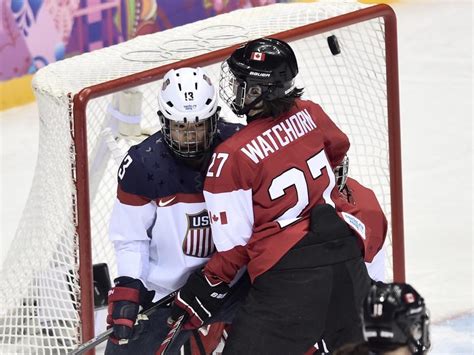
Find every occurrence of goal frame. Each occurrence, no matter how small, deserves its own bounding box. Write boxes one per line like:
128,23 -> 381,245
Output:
72,4 -> 404,346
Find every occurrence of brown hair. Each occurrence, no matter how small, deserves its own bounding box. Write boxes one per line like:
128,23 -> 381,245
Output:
258,87 -> 304,118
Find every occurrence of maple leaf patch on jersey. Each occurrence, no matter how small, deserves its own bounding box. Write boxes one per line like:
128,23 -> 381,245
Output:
183,210 -> 215,258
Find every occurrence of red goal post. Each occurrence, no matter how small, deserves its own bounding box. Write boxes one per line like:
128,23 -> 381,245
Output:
0,2 -> 403,353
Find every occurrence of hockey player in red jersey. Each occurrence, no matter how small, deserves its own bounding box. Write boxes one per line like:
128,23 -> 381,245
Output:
104,67 -> 249,355
169,38 -> 372,354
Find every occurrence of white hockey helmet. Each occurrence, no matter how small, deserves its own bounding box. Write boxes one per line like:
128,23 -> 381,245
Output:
158,67 -> 219,158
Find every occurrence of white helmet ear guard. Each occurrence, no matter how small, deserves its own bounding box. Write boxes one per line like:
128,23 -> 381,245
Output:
158,67 -> 219,158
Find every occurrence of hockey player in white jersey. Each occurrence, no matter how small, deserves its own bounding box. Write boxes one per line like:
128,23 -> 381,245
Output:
105,67 -> 248,355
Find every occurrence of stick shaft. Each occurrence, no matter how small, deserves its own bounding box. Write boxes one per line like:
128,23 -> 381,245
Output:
155,314 -> 187,355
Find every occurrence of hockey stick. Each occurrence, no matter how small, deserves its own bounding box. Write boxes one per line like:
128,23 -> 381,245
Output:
69,290 -> 178,355
155,313 -> 188,355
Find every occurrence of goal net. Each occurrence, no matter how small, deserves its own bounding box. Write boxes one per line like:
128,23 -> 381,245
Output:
0,1 -> 403,353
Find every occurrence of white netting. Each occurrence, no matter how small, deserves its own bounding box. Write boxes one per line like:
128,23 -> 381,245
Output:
0,1 -> 398,353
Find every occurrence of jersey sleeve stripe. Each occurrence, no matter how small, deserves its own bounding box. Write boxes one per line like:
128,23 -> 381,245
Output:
117,185 -> 151,206
155,192 -> 205,207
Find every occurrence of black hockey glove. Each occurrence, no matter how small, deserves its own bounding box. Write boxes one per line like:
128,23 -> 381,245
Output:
169,270 -> 230,329
106,276 -> 155,343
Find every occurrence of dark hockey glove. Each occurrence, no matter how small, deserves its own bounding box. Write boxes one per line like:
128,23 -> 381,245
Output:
106,276 -> 155,342
169,270 -> 230,330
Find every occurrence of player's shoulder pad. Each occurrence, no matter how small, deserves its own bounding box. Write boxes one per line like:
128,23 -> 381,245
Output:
216,120 -> 244,142
212,120 -> 252,156
117,131 -> 173,199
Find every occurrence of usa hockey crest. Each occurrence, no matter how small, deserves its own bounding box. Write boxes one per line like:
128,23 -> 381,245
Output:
183,210 -> 215,258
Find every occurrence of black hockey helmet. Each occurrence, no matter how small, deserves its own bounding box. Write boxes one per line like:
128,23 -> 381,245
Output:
219,37 -> 299,116
363,282 -> 431,355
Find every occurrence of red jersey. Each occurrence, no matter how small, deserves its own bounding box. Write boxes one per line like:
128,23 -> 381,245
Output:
203,99 -> 349,282
334,177 -> 388,263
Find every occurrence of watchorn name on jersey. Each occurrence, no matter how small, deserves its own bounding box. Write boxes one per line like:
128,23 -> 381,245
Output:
241,108 -> 317,164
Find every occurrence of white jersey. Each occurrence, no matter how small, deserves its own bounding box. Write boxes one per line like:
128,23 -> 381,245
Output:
109,122 -> 241,299
109,195 -> 212,300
